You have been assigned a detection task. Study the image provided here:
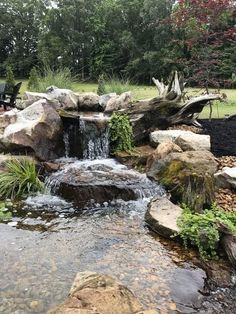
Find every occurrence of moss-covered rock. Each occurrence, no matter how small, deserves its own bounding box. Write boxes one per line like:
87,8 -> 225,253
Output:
147,151 -> 218,212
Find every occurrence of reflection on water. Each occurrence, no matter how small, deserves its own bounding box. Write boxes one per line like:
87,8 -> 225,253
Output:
0,196 -> 235,314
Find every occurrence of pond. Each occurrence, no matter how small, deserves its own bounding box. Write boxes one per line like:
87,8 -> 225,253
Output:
0,179 -> 235,313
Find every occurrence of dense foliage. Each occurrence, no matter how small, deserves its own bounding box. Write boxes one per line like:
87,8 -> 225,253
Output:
109,113 -> 134,153
0,158 -> 44,200
177,204 -> 236,259
0,0 -> 235,86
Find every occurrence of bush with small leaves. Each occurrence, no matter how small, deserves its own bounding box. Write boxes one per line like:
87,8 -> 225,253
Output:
109,113 -> 134,154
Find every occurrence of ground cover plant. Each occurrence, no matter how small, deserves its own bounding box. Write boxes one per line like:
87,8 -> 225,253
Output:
0,158 -> 44,200
177,204 -> 236,259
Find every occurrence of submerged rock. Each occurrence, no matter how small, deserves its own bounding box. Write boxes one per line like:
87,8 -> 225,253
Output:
145,196 -> 182,238
0,100 -> 63,160
48,271 -> 146,314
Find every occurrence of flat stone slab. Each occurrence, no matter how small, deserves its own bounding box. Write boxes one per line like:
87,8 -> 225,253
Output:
150,130 -> 210,151
145,196 -> 182,238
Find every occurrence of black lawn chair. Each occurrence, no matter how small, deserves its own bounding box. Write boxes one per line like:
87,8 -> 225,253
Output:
0,82 -> 22,110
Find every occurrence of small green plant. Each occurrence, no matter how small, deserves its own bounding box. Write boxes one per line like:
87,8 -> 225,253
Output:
28,67 -> 39,91
31,66 -> 76,92
97,75 -> 132,95
177,204 -> 236,259
0,158 -> 44,200
5,65 -> 15,91
109,113 -> 134,153
0,202 -> 12,221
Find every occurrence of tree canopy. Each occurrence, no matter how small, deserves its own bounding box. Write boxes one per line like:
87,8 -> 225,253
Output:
0,0 -> 235,86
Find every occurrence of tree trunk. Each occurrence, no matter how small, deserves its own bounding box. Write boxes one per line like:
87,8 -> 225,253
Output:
218,223 -> 236,269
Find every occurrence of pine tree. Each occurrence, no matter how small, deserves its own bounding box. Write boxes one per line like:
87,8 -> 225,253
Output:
5,65 -> 15,92
28,67 -> 39,91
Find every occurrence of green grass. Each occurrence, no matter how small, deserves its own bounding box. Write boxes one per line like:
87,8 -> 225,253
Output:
1,79 -> 235,118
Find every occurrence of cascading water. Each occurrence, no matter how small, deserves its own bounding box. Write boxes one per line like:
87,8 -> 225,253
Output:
62,113 -> 110,160
80,119 -> 109,160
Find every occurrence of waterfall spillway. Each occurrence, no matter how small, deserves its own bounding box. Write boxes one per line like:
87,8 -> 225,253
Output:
62,113 -> 109,160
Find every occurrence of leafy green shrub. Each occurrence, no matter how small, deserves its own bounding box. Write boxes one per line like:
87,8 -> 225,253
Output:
97,75 -> 132,95
0,202 -> 12,221
5,65 -> 15,91
28,67 -> 39,91
109,113 -> 134,153
31,67 -> 76,92
0,158 -> 44,200
177,204 -> 236,259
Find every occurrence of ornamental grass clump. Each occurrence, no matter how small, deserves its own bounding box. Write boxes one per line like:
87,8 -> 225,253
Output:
28,66 -> 76,92
177,204 -> 236,259
109,113 -> 134,153
97,75 -> 132,95
0,158 -> 44,200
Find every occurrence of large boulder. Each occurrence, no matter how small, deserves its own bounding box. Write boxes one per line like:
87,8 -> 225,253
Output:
104,92 -> 132,112
48,159 -> 161,208
145,196 -> 182,238
148,151 -> 218,212
214,167 -> 236,190
48,271 -> 148,314
150,130 -> 210,151
0,100 -> 63,160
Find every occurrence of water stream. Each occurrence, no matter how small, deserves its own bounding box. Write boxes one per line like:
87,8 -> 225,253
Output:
0,117 -> 235,314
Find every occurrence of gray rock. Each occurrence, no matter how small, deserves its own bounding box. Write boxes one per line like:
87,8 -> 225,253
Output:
104,91 -> 132,112
214,167 -> 236,189
77,92 -> 100,111
99,93 -> 117,110
145,196 -> 182,238
150,130 -> 210,151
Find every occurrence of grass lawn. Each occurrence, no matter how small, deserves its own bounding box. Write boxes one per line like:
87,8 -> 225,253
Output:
1,79 -> 235,119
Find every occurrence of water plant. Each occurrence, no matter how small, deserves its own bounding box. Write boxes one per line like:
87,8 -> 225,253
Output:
109,113 -> 134,153
177,204 -> 236,259
0,158 -> 44,200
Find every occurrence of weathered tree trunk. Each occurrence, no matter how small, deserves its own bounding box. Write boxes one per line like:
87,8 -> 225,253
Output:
123,72 -> 222,142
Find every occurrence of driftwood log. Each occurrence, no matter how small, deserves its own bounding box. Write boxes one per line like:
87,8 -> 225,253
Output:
123,72 -> 222,142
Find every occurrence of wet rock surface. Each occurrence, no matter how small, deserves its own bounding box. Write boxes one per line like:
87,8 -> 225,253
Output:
47,159 -> 163,208
48,272 -> 144,314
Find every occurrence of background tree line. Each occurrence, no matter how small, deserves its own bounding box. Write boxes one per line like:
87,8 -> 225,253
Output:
0,0 -> 235,86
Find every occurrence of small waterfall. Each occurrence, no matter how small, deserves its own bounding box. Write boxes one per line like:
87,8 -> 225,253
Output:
80,119 -> 109,160
62,113 -> 110,160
